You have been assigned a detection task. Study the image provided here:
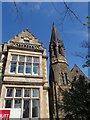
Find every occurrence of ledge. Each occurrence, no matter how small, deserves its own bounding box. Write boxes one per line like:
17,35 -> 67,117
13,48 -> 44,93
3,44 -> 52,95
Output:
2,80 -> 45,86
3,74 -> 43,79
7,43 -> 44,53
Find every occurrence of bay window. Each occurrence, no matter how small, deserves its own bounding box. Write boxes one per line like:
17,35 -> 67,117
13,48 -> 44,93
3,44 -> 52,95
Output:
10,55 -> 40,75
5,88 -> 40,118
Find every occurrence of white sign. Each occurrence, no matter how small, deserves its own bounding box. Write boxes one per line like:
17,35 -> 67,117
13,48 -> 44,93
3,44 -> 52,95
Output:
0,108 -> 21,119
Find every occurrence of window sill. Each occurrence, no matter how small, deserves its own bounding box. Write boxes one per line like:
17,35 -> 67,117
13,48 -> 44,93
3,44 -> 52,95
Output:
4,74 -> 43,79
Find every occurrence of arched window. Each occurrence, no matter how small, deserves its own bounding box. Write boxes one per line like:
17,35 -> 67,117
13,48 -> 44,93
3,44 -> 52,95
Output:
58,45 -> 61,54
64,73 -> 68,85
53,44 -> 56,56
61,72 -> 65,85
61,72 -> 68,85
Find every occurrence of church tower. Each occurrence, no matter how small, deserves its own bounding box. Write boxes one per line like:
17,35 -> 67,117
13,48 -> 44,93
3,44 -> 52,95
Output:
49,23 -> 72,119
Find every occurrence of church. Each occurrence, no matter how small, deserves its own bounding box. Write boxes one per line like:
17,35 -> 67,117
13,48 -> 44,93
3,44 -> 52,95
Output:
49,23 -> 89,119
0,23 -> 89,119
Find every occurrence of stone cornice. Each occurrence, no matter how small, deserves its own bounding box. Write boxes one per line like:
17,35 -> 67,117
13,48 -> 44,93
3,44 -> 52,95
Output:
7,42 -> 44,53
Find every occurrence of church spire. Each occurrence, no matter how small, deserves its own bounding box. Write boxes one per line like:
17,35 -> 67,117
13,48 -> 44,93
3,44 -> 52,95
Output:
49,23 -> 72,120
49,23 -> 67,64
50,22 -> 60,44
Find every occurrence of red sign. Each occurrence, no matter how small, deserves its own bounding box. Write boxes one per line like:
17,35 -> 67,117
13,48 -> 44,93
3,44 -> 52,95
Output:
0,110 -> 10,120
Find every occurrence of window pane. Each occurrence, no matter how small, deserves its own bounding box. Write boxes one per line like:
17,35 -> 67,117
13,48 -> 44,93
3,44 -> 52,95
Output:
32,100 -> 39,117
23,100 -> 30,118
19,56 -> 25,62
10,62 -> 16,72
18,63 -> 24,73
24,40 -> 29,43
26,64 -> 32,74
24,89 -> 30,97
33,58 -> 39,63
5,100 -> 12,108
26,57 -> 32,62
12,55 -> 17,61
6,88 -> 13,97
33,65 -> 39,75
32,89 -> 39,97
14,99 -> 21,108
15,89 -> 22,97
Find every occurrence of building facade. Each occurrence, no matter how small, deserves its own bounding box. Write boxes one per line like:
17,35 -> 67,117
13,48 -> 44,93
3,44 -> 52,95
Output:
0,29 -> 49,119
49,23 -> 89,119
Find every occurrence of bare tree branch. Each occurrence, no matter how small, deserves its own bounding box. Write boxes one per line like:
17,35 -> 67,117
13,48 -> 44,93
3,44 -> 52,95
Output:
13,0 -> 24,29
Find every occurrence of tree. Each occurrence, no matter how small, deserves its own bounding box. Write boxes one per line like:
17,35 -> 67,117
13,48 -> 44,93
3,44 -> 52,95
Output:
62,75 -> 90,120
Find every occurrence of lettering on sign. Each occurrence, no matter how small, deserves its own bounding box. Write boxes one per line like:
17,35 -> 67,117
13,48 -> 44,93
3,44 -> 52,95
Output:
0,110 -> 10,120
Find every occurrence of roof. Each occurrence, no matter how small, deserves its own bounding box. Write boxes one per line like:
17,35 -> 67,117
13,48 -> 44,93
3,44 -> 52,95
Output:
71,64 -> 90,81
8,29 -> 42,46
2,29 -> 46,54
50,23 -> 63,45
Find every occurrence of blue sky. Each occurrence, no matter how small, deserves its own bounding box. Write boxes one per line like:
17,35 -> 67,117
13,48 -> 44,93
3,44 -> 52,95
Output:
2,2 -> 89,79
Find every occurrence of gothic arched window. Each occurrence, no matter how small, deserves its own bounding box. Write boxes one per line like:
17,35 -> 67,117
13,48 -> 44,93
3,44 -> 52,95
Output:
53,44 -> 56,56
58,45 -> 61,54
64,73 -> 68,85
61,72 -> 68,85
61,72 -> 65,85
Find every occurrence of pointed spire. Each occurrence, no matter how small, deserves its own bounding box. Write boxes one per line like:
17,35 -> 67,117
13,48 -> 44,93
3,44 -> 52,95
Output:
50,23 -> 61,44
49,23 -> 66,58
52,22 -> 56,32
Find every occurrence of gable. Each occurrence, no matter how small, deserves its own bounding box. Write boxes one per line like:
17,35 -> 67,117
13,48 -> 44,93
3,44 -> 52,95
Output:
3,29 -> 46,53
8,29 -> 42,46
71,64 -> 89,82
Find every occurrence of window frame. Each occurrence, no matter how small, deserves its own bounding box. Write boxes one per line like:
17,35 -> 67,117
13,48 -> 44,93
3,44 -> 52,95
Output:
5,87 -> 40,118
10,55 -> 40,76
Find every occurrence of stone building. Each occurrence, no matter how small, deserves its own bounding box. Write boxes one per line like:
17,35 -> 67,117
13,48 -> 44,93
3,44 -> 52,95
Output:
0,29 -> 49,119
49,23 -> 89,119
